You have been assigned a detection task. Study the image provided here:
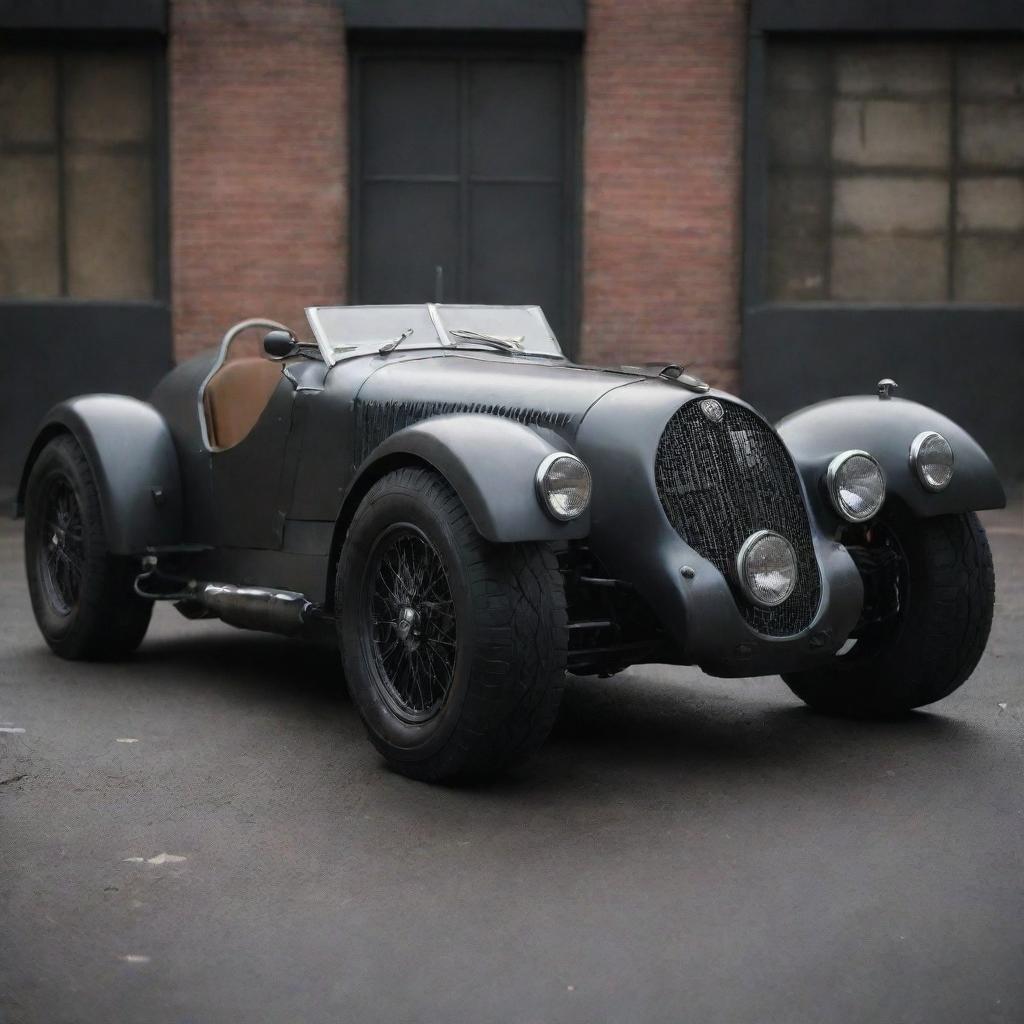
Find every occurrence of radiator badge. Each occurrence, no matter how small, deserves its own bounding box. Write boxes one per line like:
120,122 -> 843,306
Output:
700,398 -> 724,423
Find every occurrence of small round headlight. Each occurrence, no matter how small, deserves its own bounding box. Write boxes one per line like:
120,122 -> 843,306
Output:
826,450 -> 886,522
736,530 -> 798,608
910,431 -> 954,491
535,453 -> 592,521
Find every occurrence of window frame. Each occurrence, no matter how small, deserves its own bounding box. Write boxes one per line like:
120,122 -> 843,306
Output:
0,33 -> 169,304
751,34 -> 1024,307
744,0 -> 1024,312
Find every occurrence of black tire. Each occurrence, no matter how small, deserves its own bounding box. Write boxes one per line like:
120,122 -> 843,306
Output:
337,467 -> 567,782
24,434 -> 153,661
782,511 -> 994,716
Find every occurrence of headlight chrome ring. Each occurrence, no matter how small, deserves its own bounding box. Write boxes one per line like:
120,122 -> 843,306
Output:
535,452 -> 592,522
826,449 -> 886,523
735,529 -> 799,608
909,431 -> 954,491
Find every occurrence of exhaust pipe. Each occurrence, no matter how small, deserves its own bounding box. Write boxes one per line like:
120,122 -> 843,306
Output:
136,567 -> 314,637
195,583 -> 312,637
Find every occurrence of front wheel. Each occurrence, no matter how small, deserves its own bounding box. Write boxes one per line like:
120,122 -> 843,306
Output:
24,435 -> 153,660
783,511 -> 994,716
337,467 -> 567,782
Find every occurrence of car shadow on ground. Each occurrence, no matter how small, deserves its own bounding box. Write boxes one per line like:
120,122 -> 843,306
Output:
130,626 -> 350,699
548,678 -> 974,775
110,625 -> 983,797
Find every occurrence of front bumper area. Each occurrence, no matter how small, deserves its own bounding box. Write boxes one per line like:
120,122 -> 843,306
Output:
580,501 -> 864,678
574,379 -> 865,678
647,530 -> 862,678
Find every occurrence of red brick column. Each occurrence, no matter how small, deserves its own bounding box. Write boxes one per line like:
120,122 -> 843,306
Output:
581,0 -> 746,389
170,0 -> 347,361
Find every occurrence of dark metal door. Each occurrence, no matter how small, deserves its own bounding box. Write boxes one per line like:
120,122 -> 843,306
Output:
351,44 -> 579,353
209,379 -> 297,550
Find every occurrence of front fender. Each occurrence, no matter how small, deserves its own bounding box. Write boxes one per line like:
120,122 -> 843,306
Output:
355,414 -> 589,542
778,396 -> 1005,519
17,395 -> 183,554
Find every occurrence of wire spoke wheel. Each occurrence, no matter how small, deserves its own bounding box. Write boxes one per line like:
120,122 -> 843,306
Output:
339,468 -> 567,781
37,476 -> 86,616
365,525 -> 457,723
24,435 -> 153,660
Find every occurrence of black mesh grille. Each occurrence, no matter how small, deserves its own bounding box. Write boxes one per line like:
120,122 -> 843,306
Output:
654,399 -> 821,637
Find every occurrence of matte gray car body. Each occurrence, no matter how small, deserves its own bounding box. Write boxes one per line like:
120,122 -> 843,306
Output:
16,307 -> 1006,679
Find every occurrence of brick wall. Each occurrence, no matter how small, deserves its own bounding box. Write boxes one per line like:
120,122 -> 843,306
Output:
581,0 -> 747,389
170,0 -> 347,361
170,0 -> 746,380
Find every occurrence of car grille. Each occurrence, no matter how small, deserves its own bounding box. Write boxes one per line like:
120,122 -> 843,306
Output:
654,398 -> 822,637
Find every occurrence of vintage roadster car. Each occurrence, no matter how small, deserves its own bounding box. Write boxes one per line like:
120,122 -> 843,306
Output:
17,304 -> 1004,781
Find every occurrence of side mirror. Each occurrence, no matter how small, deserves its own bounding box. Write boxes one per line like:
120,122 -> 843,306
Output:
264,329 -> 298,359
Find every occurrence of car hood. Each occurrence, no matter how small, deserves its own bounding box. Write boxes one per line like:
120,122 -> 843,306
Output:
352,351 -> 652,432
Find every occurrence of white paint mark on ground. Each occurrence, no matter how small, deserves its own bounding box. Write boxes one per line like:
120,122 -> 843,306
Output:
120,954 -> 151,964
146,852 -> 187,865
998,702 -> 1008,711
0,727 -> 26,734
115,738 -> 139,744
124,852 -> 187,865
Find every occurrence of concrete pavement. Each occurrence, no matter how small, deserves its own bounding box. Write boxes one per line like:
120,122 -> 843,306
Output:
2,507 -> 1022,1024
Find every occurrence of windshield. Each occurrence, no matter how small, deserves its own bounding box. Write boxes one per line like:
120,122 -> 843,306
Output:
305,303 -> 563,365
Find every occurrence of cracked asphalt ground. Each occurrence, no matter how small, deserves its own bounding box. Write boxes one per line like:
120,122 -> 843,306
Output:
2,506 -> 1022,1024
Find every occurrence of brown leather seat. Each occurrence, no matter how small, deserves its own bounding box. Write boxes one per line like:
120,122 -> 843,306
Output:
203,357 -> 283,450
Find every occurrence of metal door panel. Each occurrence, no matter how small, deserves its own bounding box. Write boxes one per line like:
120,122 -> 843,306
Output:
351,43 -> 579,352
209,379 -> 295,550
468,182 -> 564,336
467,60 -> 564,179
360,182 -> 460,303
361,58 -> 459,176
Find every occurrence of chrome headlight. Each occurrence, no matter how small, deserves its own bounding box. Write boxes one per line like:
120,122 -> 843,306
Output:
535,453 -> 591,521
736,530 -> 798,608
910,431 -> 954,491
826,450 -> 886,522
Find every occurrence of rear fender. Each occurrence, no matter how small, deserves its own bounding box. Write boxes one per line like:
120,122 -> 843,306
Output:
17,395 -> 183,554
778,396 -> 1005,519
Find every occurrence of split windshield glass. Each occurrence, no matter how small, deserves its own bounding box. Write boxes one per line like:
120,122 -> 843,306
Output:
305,303 -> 564,365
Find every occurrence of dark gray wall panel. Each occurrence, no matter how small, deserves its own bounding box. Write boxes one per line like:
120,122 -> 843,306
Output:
343,0 -> 585,33
742,306 -> 1024,479
751,0 -> 1024,32
0,301 -> 173,488
0,0 -> 167,32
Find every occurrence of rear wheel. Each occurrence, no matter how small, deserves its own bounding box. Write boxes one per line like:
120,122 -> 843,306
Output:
782,510 -> 994,716
337,467 -> 567,782
24,435 -> 152,660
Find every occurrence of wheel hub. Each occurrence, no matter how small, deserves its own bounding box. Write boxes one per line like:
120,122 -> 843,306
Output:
396,605 -> 421,650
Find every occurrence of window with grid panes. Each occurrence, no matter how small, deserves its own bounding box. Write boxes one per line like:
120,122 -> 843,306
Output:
0,46 -> 158,300
765,39 -> 1024,304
